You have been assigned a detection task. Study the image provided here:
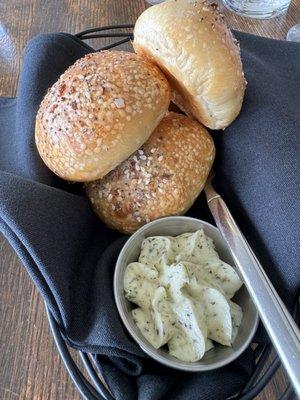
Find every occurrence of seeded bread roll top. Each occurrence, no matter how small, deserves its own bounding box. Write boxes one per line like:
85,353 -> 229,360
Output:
86,112 -> 215,234
35,51 -> 170,182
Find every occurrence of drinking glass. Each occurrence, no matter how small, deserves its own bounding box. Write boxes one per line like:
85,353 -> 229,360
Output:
222,0 -> 292,19
146,0 -> 165,3
286,23 -> 300,42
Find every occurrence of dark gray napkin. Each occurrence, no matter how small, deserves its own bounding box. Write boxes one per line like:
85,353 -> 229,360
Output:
0,30 -> 299,400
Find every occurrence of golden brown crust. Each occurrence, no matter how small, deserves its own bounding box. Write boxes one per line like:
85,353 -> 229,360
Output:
133,0 -> 246,130
35,51 -> 170,182
86,112 -> 215,234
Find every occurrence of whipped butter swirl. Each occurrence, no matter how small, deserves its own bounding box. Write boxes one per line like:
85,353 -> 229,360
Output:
124,230 -> 243,362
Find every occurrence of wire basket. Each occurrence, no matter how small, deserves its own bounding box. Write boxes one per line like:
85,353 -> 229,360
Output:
44,25 -> 299,400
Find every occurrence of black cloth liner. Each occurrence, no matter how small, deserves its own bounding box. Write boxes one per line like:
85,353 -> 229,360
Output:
0,30 -> 299,400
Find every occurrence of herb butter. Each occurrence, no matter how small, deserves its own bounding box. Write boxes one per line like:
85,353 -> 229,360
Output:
124,229 -> 243,362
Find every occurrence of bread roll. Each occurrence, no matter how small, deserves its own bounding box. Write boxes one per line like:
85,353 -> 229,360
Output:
86,112 -> 215,234
133,0 -> 245,130
35,51 -> 170,182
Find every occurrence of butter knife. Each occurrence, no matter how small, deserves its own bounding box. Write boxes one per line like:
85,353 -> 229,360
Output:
204,172 -> 300,397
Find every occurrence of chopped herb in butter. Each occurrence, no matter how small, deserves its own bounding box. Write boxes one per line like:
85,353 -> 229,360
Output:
124,229 -> 243,362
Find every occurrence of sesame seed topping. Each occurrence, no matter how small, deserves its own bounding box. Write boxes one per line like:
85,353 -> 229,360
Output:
114,97 -> 125,108
36,50 -> 170,181
86,112 -> 215,233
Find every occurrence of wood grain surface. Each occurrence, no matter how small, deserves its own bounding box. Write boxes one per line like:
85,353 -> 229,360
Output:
0,1 -> 299,399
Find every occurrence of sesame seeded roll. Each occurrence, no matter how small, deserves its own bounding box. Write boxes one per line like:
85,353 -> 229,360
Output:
86,112 -> 215,234
133,0 -> 245,130
35,51 -> 170,182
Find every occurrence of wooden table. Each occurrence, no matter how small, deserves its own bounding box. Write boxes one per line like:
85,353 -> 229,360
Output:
0,1 -> 299,399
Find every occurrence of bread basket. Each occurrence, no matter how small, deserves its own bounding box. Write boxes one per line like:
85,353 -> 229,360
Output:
41,25 -> 299,400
